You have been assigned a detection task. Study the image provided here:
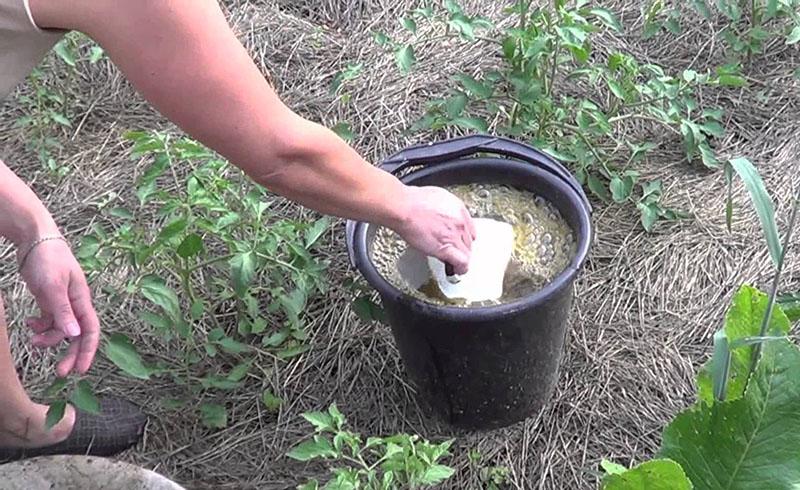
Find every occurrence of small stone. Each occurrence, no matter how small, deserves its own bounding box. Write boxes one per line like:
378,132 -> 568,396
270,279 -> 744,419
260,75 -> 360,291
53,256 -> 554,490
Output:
543,233 -> 552,244
477,189 -> 491,200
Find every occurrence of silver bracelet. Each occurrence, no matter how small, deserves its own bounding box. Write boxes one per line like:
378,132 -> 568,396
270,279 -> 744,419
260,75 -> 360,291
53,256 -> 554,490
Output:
18,235 -> 68,272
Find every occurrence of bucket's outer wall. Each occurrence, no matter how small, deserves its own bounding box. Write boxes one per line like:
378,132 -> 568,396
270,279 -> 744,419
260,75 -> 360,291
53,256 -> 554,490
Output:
350,147 -> 592,431
382,281 -> 572,430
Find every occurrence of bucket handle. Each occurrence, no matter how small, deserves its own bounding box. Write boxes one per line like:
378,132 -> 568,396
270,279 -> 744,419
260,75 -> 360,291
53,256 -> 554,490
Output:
379,134 -> 591,213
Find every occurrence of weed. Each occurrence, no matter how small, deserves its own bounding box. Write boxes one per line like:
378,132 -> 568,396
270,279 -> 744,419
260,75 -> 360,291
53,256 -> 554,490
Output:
289,404 -> 457,489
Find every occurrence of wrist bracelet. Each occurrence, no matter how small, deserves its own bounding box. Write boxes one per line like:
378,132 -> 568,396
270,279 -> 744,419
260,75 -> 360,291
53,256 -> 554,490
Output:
18,235 -> 68,272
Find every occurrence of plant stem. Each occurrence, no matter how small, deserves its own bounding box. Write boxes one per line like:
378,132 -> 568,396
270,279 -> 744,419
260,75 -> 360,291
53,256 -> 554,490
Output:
750,188 -> 800,375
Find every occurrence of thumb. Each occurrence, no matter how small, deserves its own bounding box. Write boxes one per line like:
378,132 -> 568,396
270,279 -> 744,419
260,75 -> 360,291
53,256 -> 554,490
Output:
46,293 -> 81,338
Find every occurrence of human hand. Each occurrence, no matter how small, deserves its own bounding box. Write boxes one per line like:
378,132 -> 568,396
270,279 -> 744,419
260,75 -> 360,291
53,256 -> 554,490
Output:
18,237 -> 100,377
393,185 -> 477,275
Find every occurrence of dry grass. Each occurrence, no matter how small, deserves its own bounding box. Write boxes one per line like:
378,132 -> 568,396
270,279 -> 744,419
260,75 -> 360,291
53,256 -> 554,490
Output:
1,0 -> 800,488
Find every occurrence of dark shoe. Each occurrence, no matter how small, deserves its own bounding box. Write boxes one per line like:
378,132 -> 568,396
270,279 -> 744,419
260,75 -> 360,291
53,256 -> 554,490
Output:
0,396 -> 147,464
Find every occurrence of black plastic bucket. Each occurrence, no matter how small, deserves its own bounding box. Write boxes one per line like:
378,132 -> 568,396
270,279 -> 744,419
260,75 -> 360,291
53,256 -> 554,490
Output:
345,135 -> 593,430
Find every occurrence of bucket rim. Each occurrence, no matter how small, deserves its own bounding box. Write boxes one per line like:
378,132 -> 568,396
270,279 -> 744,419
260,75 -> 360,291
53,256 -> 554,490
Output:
348,158 -> 593,321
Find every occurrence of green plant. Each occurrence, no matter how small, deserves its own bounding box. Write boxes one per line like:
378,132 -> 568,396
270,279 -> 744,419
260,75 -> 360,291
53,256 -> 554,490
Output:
74,130 -> 330,427
15,33 -> 105,176
600,155 -> 800,488
374,0 -> 743,231
644,0 -> 800,61
288,404 -> 457,489
467,450 -> 511,490
43,377 -> 101,430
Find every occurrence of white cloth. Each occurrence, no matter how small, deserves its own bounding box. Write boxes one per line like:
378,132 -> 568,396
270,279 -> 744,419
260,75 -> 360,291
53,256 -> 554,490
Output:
427,218 -> 514,303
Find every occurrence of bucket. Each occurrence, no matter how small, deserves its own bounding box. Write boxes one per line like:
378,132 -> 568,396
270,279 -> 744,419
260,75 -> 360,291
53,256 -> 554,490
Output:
345,135 -> 593,430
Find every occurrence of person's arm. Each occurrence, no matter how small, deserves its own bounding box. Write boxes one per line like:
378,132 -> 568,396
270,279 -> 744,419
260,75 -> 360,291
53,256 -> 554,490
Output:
30,0 -> 476,272
0,161 -> 99,376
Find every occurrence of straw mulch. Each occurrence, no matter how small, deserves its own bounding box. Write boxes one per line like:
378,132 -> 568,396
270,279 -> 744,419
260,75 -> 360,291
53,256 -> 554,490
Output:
1,1 -> 798,488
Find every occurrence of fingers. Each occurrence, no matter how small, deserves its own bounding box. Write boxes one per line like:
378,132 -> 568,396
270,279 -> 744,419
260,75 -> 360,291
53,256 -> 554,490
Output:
462,206 -> 477,240
439,245 -> 470,276
56,341 -> 81,378
68,274 -> 100,374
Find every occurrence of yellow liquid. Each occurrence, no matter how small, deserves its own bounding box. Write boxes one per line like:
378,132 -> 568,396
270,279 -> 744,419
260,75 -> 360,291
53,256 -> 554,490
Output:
371,183 -> 576,307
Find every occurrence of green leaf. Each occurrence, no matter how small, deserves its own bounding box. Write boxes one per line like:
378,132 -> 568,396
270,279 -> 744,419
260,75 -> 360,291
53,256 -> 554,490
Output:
777,293 -> 800,322
45,378 -> 69,398
700,121 -> 724,138
227,362 -> 250,382
332,122 -> 354,143
454,73 -> 493,98
89,46 -> 105,63
230,252 -> 257,297
786,26 -> 800,44
601,459 -> 691,489
262,389 -> 283,411
176,233 -> 204,258
418,464 -> 456,485
190,300 -> 205,320
45,400 -> 67,430
140,275 -> 182,322
70,380 -> 100,414
606,79 -> 627,100
373,31 -> 391,46
452,116 -> 488,133
200,403 -> 228,429
277,344 -> 311,360
401,17 -> 417,34
287,436 -> 337,461
697,285 -> 791,404
104,333 -> 151,380
303,410 -> 335,432
610,176 -> 634,203
601,460 -> 628,476
108,207 -> 134,220
444,93 -> 468,119
691,0 -> 712,19
395,44 -> 416,74
352,296 -> 387,322
54,41 -> 76,67
328,403 -> 345,429
587,174 -> 611,202
216,336 -> 250,355
728,157 -> 783,268
639,202 -> 659,232
709,328 -> 731,401
661,340 -> 800,489
49,112 -> 72,127
588,8 -> 622,32
305,217 -> 330,248
699,143 -> 719,168
140,310 -> 172,331
157,218 -> 188,243
717,74 -> 747,87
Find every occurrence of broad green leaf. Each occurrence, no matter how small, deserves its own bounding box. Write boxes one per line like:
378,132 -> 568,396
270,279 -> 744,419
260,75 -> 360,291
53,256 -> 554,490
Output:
104,333 -> 151,380
305,217 -> 330,248
700,121 -> 724,138
45,400 -> 67,430
45,378 -> 69,397
332,122 -> 354,143
454,73 -> 493,98
401,17 -> 417,34
444,93 -> 468,119
697,285 -> 791,404
108,207 -> 133,219
709,328 -> 731,401
601,459 -> 691,489
190,300 -> 205,320
54,41 -> 76,67
230,251 -> 257,297
352,296 -> 387,322
49,112 -> 72,127
200,403 -> 228,429
89,46 -> 104,63
287,436 -> 337,461
70,380 -> 100,414
661,340 -> 800,489
699,143 -> 719,168
303,410 -> 335,432
140,275 -> 182,322
639,202 -> 659,232
691,0 -> 712,19
786,26 -> 800,44
216,336 -> 250,355
448,16 -> 475,40
373,31 -> 391,46
587,174 -> 611,202
76,236 -> 101,260
452,117 -> 488,133
716,74 -> 747,87
606,79 -> 627,100
395,44 -> 416,74
176,233 -> 204,258
200,375 -> 241,390
262,389 -> 283,411
328,403 -> 345,429
277,344 -> 311,360
728,157 -> 782,268
777,293 -> 800,322
140,310 -> 172,331
418,464 -> 456,485
588,8 -> 622,32
610,176 -> 634,203
601,460 -> 628,476
227,362 -> 250,382
157,218 -> 188,243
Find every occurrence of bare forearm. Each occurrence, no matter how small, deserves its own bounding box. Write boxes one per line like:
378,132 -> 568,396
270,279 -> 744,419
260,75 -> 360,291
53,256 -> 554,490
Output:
32,0 -> 410,228
0,161 -> 59,246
